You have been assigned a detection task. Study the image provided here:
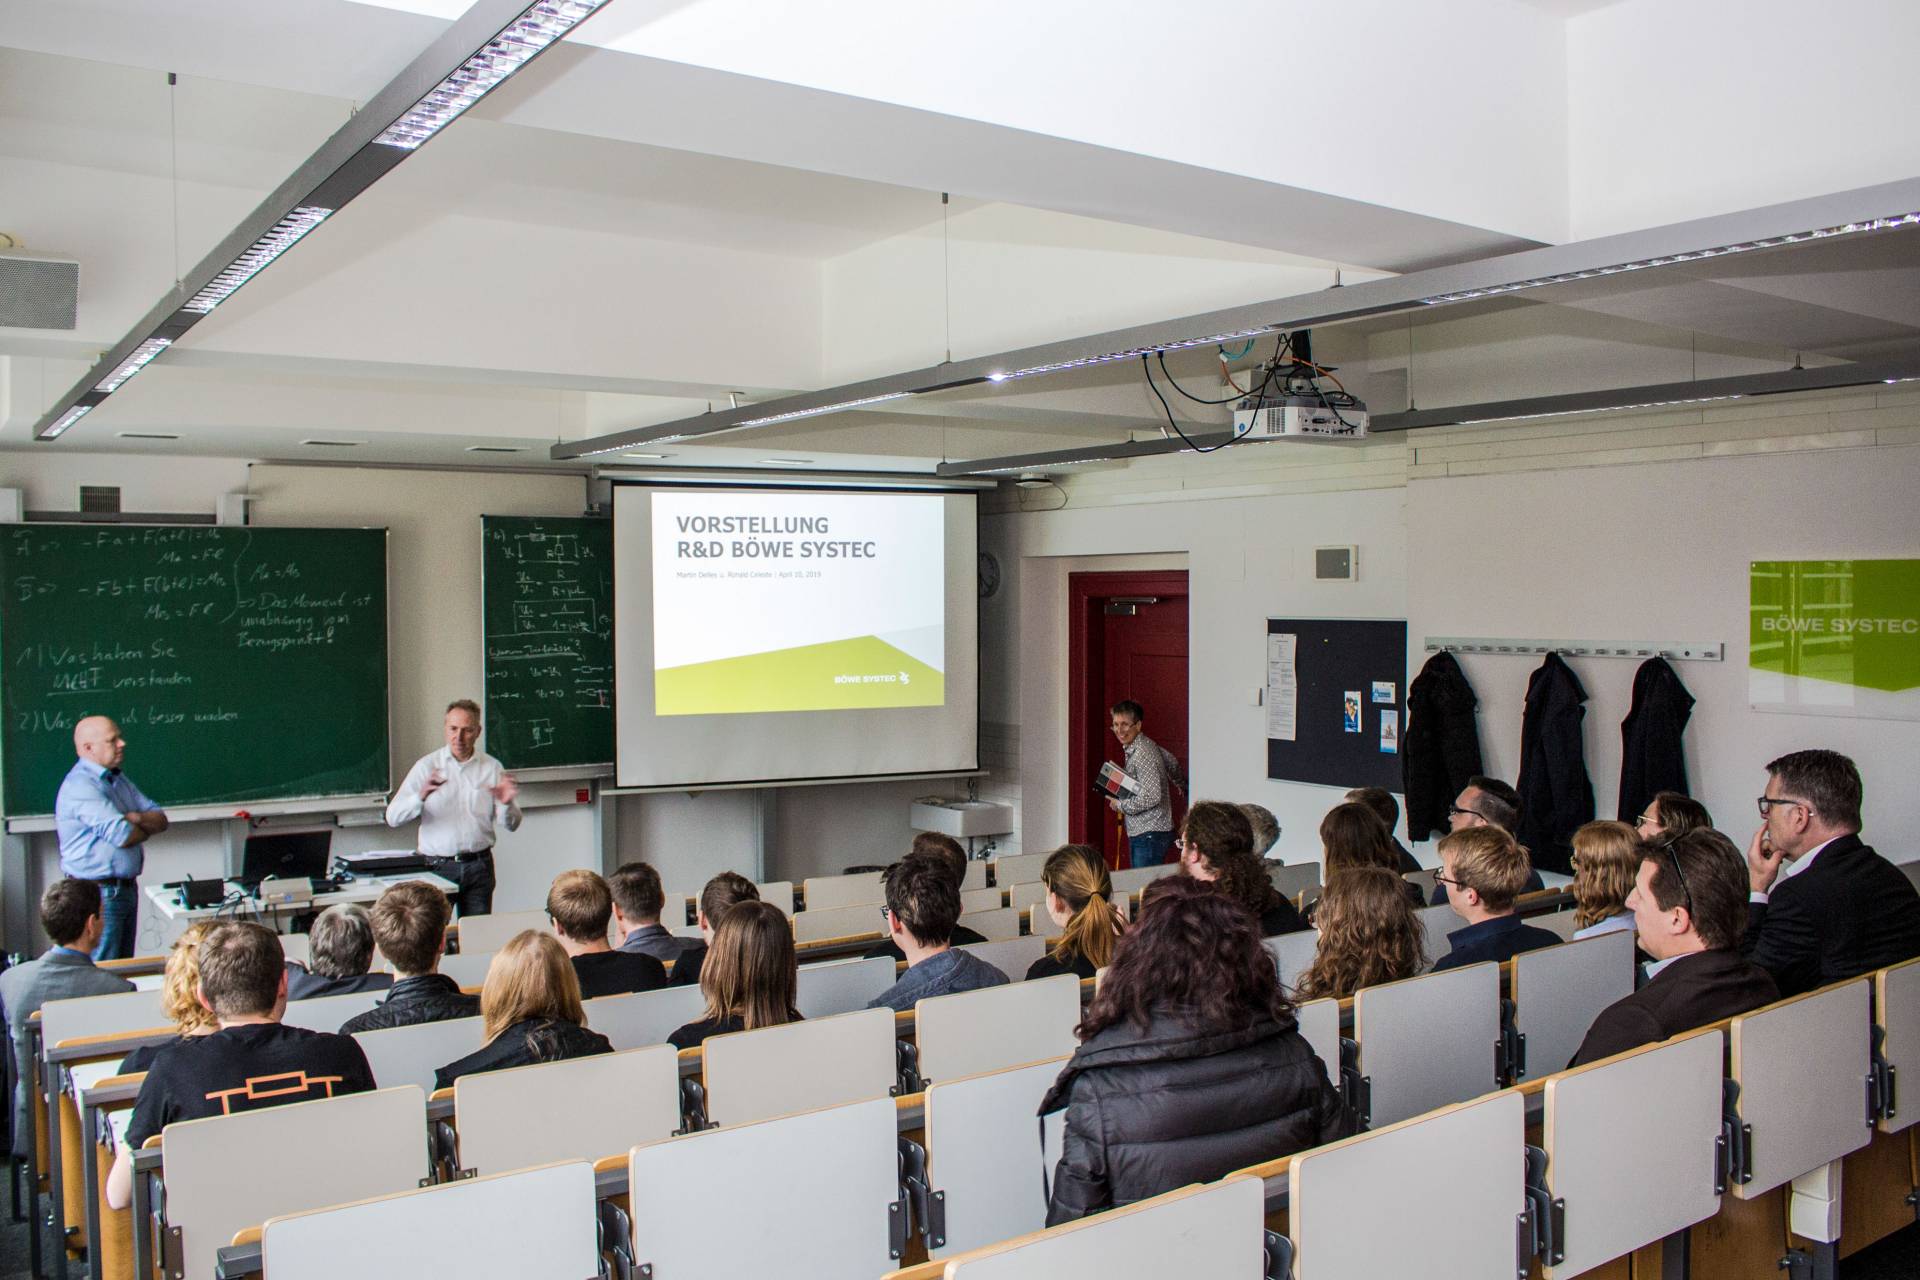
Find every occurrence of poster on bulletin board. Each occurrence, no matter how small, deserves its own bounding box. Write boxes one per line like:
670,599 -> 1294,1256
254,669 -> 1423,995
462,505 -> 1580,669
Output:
1750,559 -> 1920,721
1266,618 -> 1407,790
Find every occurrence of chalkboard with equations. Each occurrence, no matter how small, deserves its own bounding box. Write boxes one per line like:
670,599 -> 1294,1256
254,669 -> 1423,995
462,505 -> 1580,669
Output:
481,515 -> 613,771
0,524 -> 390,817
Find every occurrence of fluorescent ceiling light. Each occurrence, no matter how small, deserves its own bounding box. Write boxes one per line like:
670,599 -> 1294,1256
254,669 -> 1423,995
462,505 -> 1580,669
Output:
983,326 -> 1277,384
32,0 -> 611,444
117,432 -> 181,440
1420,211 -> 1920,305
1452,394 -> 1745,426
465,444 -> 526,453
374,0 -> 613,150
182,208 -> 333,315
734,392 -> 912,428
93,337 -> 173,393
756,458 -> 813,466
621,452 -> 672,459
301,438 -> 363,447
43,405 -> 94,438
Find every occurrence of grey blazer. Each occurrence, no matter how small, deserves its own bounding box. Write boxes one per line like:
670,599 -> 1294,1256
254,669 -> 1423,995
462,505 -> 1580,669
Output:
1,949 -> 134,1156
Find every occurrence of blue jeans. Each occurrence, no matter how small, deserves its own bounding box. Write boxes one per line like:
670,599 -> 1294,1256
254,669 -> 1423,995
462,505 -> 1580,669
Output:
91,879 -> 137,961
1129,830 -> 1175,868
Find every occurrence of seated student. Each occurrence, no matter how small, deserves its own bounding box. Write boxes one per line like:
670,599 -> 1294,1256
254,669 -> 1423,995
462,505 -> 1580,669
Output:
2,880 -> 134,1157
118,922 -> 219,1074
106,923 -> 375,1208
434,931 -> 612,1088
1239,804 -> 1282,860
668,872 -> 760,989
546,869 -> 667,999
1315,802 -> 1424,910
1570,820 -> 1639,939
1431,776 -> 1546,904
287,904 -> 393,1000
1041,875 -> 1350,1224
1178,800 -> 1309,937
1571,829 -> 1778,1066
340,880 -> 480,1034
1345,786 -> 1423,875
1292,868 -> 1426,1001
1027,845 -> 1123,981
868,856 -> 1009,1012
1742,749 -> 1920,997
1431,826 -> 1560,971
1633,790 -> 1713,842
609,861 -> 696,965
667,901 -> 803,1049
863,832 -> 988,961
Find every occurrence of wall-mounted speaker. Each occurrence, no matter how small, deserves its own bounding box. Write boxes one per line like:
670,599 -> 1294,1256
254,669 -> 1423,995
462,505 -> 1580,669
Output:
0,252 -> 79,330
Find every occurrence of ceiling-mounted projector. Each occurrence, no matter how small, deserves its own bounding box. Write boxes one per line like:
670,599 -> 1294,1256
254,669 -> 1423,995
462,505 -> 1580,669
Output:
1229,329 -> 1367,440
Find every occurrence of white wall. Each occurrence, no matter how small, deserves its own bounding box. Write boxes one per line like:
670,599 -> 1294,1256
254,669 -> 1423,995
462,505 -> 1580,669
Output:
1406,443 -> 1920,856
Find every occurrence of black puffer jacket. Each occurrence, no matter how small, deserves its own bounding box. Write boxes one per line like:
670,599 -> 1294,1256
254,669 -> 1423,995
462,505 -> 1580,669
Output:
1039,1008 -> 1349,1224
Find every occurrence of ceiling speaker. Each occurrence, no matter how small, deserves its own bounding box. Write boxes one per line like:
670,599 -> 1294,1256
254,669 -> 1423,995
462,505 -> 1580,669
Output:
0,252 -> 79,330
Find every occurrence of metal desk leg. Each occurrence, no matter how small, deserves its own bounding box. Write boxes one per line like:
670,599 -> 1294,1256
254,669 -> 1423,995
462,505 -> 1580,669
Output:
81,1103 -> 102,1279
130,1162 -> 151,1280
43,1066 -> 67,1280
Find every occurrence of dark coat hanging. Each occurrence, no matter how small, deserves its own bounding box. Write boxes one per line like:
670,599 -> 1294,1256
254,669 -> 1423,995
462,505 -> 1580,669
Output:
1616,656 -> 1695,823
1403,650 -> 1485,842
1515,652 -> 1594,876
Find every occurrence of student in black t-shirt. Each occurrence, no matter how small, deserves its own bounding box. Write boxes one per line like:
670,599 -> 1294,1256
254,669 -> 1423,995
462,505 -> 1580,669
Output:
433,931 -> 612,1088
117,922 -> 219,1076
1027,845 -> 1123,981
862,833 -> 988,962
668,900 -> 804,1049
668,872 -> 761,988
106,922 -> 375,1208
547,870 -> 667,999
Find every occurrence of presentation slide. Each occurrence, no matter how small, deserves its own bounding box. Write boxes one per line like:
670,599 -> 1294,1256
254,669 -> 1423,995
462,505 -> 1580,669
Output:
613,483 -> 979,790
651,490 -> 945,715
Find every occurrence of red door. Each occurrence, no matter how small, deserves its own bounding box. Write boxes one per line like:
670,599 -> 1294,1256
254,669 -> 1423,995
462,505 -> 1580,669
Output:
1068,571 -> 1189,867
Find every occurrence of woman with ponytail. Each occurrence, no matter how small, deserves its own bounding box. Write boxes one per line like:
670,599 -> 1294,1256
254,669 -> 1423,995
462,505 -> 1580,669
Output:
1028,845 -> 1124,980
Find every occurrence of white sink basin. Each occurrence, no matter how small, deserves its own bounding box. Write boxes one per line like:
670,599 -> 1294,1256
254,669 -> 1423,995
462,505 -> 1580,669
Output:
910,799 -> 1015,838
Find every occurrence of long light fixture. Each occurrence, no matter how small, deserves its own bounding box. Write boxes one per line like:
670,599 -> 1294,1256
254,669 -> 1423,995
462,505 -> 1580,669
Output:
31,0 -> 614,442
937,359 -> 1920,477
554,177 -> 1920,462
1420,211 -> 1920,305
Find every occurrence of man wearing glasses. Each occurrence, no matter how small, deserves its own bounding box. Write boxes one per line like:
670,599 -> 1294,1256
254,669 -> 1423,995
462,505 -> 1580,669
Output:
1742,749 -> 1920,997
1431,776 -> 1544,905
1571,829 -> 1776,1066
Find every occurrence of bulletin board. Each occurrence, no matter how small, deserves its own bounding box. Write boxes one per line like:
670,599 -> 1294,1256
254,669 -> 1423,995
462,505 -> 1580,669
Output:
1264,618 -> 1407,790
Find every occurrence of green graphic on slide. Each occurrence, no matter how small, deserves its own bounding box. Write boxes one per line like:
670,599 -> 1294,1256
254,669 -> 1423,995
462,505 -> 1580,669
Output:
657,636 -> 945,716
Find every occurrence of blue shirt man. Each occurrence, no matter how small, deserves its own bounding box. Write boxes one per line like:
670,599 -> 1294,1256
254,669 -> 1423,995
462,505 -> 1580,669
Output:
54,716 -> 167,960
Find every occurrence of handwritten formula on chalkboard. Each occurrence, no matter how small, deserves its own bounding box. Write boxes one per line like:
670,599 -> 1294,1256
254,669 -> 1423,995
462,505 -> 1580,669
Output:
0,525 -> 390,815
481,516 -> 613,769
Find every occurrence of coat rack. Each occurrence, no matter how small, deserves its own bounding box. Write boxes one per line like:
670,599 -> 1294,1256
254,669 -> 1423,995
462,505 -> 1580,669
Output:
1422,637 -> 1724,662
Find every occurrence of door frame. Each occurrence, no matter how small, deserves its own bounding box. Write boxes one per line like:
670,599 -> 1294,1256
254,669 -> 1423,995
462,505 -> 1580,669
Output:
1067,569 -> 1190,849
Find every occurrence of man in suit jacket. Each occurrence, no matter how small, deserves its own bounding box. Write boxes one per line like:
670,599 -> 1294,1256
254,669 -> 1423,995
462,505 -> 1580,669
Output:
0,879 -> 135,1155
1742,749 -> 1920,998
1572,829 -> 1777,1066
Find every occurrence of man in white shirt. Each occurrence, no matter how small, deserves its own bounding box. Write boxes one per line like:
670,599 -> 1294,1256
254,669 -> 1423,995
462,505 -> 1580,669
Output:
386,700 -> 521,916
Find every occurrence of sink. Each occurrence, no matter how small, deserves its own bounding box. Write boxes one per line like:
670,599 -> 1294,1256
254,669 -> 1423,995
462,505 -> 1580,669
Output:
910,799 -> 1015,838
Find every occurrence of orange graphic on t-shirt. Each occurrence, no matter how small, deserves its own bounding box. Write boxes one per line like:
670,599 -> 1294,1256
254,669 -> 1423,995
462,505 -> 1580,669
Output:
204,1071 -> 347,1113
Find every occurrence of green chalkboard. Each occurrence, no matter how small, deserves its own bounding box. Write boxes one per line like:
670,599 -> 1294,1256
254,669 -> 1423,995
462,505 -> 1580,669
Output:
0,524 -> 389,817
481,516 -> 613,770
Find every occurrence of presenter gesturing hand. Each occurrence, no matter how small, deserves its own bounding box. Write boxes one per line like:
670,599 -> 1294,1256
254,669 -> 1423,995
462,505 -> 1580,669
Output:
386,699 -> 522,917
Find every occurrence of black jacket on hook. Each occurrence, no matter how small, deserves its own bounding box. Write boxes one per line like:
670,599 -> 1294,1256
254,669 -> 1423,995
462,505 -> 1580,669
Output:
1403,650 -> 1485,842
1515,652 -> 1594,876
1616,656 -> 1694,823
